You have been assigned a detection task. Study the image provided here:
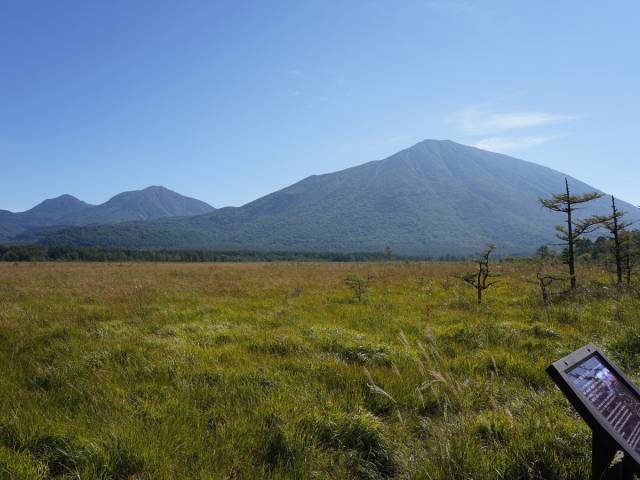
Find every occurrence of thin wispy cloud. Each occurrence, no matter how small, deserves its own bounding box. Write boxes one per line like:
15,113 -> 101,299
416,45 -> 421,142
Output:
451,102 -> 578,153
455,106 -> 577,135
474,134 -> 566,153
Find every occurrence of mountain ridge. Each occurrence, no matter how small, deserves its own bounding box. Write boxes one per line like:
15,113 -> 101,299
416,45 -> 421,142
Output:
0,186 -> 215,240
14,140 -> 638,255
58,186 -> 215,226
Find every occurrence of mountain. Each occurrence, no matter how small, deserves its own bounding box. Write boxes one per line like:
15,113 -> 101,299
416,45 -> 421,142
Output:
58,186 -> 214,225
11,141 -> 640,255
0,209 -> 27,240
0,195 -> 93,241
21,194 -> 93,223
0,187 -> 214,241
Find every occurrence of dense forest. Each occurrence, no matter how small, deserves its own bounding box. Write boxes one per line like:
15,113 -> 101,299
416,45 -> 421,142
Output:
0,244 -> 436,263
1,231 -> 638,264
536,233 -> 640,262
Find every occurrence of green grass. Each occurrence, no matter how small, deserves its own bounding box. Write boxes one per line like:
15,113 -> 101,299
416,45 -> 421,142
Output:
0,261 -> 638,479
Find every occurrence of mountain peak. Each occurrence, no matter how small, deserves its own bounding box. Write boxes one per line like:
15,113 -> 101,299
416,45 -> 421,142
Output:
34,193 -> 85,206
389,139 -> 471,159
415,138 -> 456,145
50,193 -> 79,201
26,194 -> 92,217
0,187 -> 215,241
410,138 -> 481,153
58,185 -> 215,225
47,139 -> 631,256
6,140 -> 640,255
110,185 -> 187,199
142,185 -> 171,193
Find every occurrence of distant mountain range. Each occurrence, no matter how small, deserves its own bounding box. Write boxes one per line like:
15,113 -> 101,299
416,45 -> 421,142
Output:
0,186 -> 214,240
2,140 -> 639,255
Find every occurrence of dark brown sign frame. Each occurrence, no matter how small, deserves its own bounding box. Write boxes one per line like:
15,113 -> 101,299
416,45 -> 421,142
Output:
547,343 -> 640,479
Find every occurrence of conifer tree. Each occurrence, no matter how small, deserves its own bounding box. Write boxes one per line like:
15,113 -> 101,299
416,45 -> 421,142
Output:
539,178 -> 602,289
595,196 -> 633,287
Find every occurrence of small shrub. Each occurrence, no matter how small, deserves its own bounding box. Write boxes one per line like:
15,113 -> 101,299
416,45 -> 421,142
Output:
344,274 -> 373,303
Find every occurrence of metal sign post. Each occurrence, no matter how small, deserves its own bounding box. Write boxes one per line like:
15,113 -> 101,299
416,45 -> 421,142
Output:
547,344 -> 640,479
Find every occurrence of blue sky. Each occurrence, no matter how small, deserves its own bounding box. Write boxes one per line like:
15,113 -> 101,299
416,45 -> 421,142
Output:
1,1 -> 639,211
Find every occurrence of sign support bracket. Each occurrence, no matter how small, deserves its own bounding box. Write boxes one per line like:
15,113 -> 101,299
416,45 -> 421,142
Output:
593,429 -> 627,480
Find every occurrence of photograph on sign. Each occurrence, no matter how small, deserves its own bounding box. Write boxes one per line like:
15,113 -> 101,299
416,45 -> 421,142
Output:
568,354 -> 640,453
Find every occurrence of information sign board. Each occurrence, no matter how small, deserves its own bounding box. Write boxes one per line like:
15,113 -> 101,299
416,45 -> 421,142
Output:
547,344 -> 640,479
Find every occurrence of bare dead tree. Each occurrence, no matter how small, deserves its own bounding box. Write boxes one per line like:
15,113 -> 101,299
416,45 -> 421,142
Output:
524,255 -> 567,306
534,271 -> 568,305
622,230 -> 640,286
594,196 -> 634,288
461,244 -> 499,304
539,178 -> 603,289
344,273 -> 373,303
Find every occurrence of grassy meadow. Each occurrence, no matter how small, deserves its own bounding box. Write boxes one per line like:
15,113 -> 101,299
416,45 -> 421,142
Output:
1,261 -> 639,479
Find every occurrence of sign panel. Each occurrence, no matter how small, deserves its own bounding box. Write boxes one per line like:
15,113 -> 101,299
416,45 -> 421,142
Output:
567,353 -> 640,453
547,344 -> 640,476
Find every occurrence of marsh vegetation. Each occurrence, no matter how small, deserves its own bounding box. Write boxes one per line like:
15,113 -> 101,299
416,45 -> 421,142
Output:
1,261 -> 639,478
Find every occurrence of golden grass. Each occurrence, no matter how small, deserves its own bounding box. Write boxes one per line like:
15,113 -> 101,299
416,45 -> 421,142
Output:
0,261 -> 637,479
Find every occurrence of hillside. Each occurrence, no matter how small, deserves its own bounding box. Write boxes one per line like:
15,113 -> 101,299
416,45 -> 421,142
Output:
0,195 -> 93,241
19,194 -> 93,224
0,187 -> 214,241
58,186 -> 214,225
30,140 -> 640,256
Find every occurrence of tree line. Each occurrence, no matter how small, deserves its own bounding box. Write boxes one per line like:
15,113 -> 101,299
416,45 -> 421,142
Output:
1,180 -> 637,279
0,244 -> 435,263
536,234 -> 640,266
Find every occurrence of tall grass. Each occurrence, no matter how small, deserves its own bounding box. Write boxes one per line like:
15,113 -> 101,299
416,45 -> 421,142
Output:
0,261 -> 637,478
